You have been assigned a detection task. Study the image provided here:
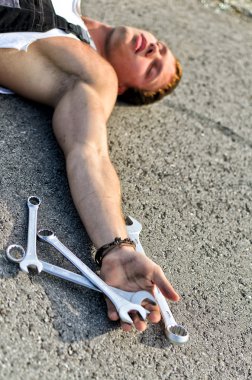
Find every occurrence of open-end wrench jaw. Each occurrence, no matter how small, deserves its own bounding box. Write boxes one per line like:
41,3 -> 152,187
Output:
20,258 -> 43,273
130,291 -> 156,305
118,304 -> 150,324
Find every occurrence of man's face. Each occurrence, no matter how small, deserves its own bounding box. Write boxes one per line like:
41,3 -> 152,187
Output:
105,26 -> 177,93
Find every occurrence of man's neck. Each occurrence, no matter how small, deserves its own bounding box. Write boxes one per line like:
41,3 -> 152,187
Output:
82,17 -> 113,58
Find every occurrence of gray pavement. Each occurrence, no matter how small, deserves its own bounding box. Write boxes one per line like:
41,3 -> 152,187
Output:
199,0 -> 252,17
0,1 -> 252,379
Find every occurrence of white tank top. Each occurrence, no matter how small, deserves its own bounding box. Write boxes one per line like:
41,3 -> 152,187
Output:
0,0 -> 96,94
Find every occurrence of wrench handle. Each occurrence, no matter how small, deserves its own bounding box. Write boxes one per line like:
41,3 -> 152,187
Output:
153,286 -> 176,327
41,261 -> 101,292
47,236 -> 132,308
41,261 -> 153,304
26,199 -> 40,257
127,229 -> 177,329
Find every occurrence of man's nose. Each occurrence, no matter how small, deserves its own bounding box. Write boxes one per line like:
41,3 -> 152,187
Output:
145,43 -> 158,57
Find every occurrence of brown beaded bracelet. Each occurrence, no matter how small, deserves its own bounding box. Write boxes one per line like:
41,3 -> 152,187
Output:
95,237 -> 136,266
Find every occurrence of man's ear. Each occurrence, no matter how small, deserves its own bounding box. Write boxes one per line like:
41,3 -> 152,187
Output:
118,84 -> 127,95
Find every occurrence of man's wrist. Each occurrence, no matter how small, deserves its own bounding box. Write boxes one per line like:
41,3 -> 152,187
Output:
100,245 -> 136,267
95,237 -> 136,266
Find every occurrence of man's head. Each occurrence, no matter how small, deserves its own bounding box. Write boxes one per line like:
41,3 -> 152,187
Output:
104,26 -> 182,105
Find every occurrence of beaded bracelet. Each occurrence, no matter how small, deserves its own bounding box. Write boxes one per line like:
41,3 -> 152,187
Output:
95,237 -> 136,266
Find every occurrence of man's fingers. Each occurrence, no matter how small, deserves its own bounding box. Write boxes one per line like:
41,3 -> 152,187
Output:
153,266 -> 180,302
120,321 -> 133,332
105,298 -> 120,321
131,312 -> 148,331
120,312 -> 147,332
142,301 -> 162,324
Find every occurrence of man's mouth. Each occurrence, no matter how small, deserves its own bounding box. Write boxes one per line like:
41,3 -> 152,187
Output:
135,34 -> 147,54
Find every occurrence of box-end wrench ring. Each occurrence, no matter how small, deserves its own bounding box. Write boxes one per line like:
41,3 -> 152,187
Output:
6,244 -> 25,263
5,244 -> 156,305
37,229 -> 151,325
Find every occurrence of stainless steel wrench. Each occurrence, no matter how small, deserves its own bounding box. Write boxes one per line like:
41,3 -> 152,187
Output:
37,229 -> 151,324
18,196 -> 43,273
126,215 -> 189,345
6,244 -> 156,305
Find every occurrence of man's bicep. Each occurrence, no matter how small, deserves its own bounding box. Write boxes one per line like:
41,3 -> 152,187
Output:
52,80 -> 115,157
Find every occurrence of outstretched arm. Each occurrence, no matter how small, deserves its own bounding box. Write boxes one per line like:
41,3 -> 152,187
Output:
52,75 -> 180,331
0,40 -> 180,331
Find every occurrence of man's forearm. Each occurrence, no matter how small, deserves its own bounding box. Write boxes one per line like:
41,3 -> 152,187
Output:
66,147 -> 128,248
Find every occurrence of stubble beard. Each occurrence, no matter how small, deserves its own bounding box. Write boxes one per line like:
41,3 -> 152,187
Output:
104,28 -> 115,60
104,26 -> 128,60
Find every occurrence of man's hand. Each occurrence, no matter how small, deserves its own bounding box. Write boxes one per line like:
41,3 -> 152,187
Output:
100,246 -> 180,332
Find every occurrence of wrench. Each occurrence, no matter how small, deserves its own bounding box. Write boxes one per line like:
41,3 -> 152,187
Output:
17,196 -> 43,273
6,244 -> 156,305
37,229 -> 151,324
126,215 -> 189,345
125,216 -> 144,253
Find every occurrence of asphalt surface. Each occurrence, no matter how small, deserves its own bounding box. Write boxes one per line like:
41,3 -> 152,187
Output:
199,0 -> 252,17
0,1 -> 252,379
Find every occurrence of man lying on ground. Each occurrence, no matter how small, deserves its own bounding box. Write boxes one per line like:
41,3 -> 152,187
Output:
0,0 -> 182,332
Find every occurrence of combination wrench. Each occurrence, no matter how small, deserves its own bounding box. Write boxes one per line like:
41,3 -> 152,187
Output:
16,196 -> 43,273
126,215 -> 189,345
37,229 -> 151,324
6,244 -> 156,305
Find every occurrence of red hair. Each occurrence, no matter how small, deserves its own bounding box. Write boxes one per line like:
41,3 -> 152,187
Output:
118,58 -> 182,105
